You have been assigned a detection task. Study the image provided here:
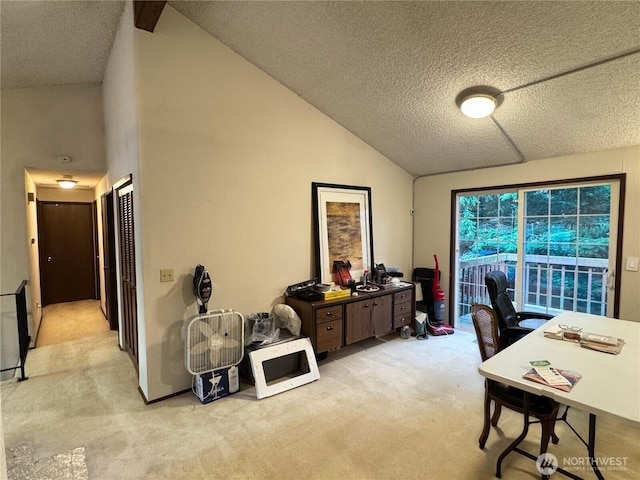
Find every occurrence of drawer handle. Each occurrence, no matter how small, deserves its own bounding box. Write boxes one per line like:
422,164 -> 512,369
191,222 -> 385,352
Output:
363,304 -> 370,308
400,306 -> 406,311
400,294 -> 406,299
373,302 -> 378,306
326,325 -> 334,331
326,312 -> 334,317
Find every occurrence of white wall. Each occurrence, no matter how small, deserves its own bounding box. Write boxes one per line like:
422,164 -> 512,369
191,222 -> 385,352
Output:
0,84 -> 106,375
102,0 -> 147,395
414,146 -> 640,323
24,172 -> 40,335
96,175 -> 111,318
36,186 -> 95,202
132,5 -> 414,401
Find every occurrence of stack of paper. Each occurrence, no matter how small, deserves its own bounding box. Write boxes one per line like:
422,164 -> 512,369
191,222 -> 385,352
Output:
544,325 -> 625,354
523,361 -> 582,392
580,333 -> 625,354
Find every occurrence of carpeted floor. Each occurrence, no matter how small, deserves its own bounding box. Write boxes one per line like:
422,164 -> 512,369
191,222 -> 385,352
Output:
2,319 -> 639,479
35,300 -> 110,348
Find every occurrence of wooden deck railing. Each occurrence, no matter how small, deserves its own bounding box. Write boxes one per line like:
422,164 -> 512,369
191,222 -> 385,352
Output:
457,255 -> 609,318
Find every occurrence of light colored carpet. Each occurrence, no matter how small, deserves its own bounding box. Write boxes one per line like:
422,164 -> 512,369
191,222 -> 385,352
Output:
36,300 -> 110,348
2,327 -> 639,479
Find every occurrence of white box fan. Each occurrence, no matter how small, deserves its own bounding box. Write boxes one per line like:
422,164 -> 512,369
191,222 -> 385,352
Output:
184,310 -> 245,403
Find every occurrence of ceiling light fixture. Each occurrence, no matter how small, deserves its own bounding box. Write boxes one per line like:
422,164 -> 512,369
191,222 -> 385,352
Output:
57,175 -> 77,189
460,94 -> 496,118
456,86 -> 502,119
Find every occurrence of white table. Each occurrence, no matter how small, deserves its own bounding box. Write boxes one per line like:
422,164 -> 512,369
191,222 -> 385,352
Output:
479,311 -> 640,479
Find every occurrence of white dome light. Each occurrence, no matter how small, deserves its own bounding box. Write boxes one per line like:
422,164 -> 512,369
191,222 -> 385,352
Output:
460,94 -> 497,119
57,179 -> 77,189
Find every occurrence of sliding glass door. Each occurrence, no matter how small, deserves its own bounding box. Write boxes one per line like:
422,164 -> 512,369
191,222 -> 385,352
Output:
454,178 -> 621,329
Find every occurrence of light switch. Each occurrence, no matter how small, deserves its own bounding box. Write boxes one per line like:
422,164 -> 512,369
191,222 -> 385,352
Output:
625,257 -> 639,272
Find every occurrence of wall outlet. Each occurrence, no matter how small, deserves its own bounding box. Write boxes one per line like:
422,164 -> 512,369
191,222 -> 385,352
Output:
160,269 -> 174,282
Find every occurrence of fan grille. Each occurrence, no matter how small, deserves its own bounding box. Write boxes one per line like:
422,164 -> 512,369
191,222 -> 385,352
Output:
185,310 -> 244,375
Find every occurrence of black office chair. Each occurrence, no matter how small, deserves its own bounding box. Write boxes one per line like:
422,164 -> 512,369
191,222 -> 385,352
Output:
485,270 -> 553,348
470,303 -> 560,454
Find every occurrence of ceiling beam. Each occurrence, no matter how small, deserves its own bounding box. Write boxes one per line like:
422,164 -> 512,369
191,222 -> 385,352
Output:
134,1 -> 166,33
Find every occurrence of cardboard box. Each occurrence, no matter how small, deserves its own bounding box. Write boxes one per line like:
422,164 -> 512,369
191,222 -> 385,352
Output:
194,366 -> 240,404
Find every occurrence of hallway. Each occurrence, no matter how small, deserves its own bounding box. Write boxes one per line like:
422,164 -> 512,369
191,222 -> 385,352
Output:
36,300 -> 110,348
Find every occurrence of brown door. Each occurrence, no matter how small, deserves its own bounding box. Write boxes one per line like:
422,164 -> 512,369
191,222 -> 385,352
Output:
101,191 -> 119,330
38,201 -> 97,306
117,182 -> 139,370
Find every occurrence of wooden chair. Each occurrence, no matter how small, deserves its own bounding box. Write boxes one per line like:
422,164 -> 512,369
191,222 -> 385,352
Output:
470,303 -> 560,454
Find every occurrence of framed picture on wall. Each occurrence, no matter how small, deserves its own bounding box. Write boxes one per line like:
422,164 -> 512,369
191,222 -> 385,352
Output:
312,182 -> 374,285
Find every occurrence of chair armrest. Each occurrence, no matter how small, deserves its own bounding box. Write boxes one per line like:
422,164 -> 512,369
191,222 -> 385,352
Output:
515,311 -> 554,322
505,325 -> 535,336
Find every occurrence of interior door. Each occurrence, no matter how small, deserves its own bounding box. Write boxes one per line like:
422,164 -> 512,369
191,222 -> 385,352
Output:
101,191 -> 118,330
38,201 -> 97,306
117,182 -> 139,370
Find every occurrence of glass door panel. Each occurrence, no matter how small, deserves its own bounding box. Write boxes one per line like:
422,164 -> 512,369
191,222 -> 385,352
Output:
521,183 -> 615,317
454,180 -> 619,329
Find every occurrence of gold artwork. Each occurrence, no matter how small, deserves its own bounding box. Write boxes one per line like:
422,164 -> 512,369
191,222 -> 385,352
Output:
327,202 -> 363,270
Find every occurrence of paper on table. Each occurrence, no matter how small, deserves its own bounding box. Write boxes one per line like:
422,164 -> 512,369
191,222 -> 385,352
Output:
543,325 -> 564,340
544,325 -> 624,353
580,337 -> 625,355
523,367 -> 582,392
533,366 -> 572,387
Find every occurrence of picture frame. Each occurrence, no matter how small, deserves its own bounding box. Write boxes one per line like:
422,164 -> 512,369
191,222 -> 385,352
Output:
312,182 -> 374,285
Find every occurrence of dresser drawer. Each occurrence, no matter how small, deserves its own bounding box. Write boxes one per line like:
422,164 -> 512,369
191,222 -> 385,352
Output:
393,290 -> 412,304
315,304 -> 343,324
393,312 -> 412,329
394,301 -> 411,317
316,319 -> 343,352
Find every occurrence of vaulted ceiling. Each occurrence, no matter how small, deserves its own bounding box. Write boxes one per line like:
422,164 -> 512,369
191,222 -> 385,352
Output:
2,1 -> 639,177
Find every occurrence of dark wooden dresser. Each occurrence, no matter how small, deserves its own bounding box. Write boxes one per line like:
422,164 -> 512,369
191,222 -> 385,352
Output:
285,284 -> 415,355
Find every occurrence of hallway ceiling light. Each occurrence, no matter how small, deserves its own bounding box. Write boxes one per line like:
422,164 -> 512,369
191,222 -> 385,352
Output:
57,176 -> 77,189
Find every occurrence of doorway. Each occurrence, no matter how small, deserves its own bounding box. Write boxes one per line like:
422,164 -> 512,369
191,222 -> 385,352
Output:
116,180 -> 139,371
453,175 -> 624,328
101,190 -> 119,330
37,201 -> 98,306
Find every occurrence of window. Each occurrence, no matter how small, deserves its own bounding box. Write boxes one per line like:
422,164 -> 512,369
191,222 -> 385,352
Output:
453,175 -> 623,330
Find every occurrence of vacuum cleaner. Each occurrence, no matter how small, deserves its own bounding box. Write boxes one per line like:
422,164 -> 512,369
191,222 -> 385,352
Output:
193,264 -> 212,314
427,255 -> 454,336
427,255 -> 453,337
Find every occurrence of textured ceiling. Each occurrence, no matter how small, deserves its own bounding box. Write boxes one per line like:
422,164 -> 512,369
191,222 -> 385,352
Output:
2,1 -> 639,178
0,1 -> 124,88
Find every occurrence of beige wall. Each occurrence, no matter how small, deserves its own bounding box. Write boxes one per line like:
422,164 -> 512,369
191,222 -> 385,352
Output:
102,0 -> 147,391
132,5 -> 413,400
95,176 -> 111,319
36,186 -> 96,202
414,146 -> 640,323
23,172 -> 41,334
